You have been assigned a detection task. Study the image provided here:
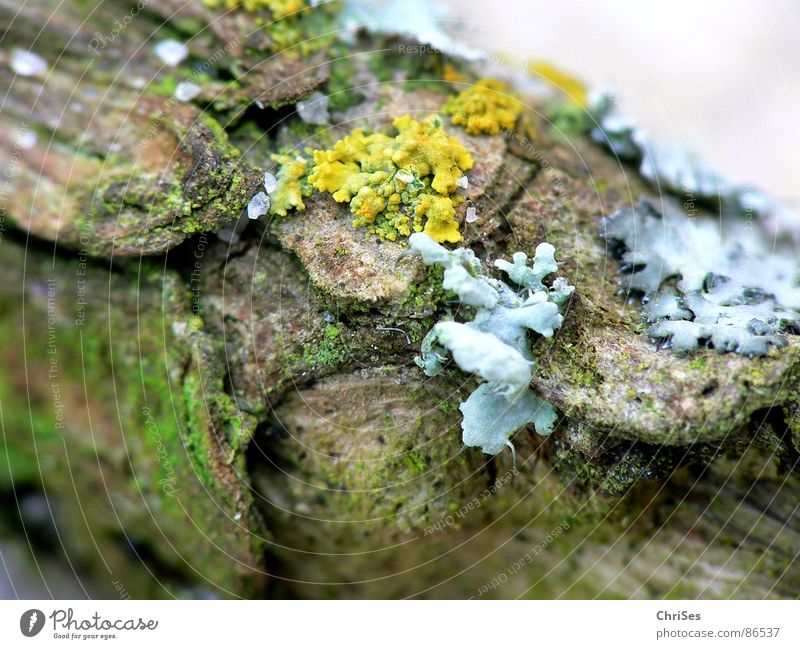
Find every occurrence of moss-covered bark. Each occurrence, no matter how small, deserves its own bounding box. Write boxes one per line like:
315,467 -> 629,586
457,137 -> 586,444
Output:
1,0 -> 798,598
0,241 -> 267,596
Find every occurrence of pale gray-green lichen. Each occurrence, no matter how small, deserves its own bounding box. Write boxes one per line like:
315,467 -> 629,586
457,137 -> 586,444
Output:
602,197 -> 800,356
409,233 -> 574,455
590,92 -> 800,245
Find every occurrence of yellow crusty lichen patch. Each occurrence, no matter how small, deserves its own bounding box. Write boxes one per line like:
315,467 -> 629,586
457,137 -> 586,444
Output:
268,154 -> 310,217
443,78 -> 522,135
307,115 -> 473,243
529,61 -> 588,108
441,63 -> 468,83
203,0 -> 308,19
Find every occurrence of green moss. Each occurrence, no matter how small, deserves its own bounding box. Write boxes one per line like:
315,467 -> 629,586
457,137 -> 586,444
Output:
689,357 -> 708,370
326,51 -> 367,112
303,337 -> 347,369
284,120 -> 317,144
0,319 -> 60,489
204,0 -> 342,56
551,341 -> 600,389
396,265 -> 450,315
782,361 -> 800,454
77,109 -> 256,255
545,100 -> 592,139
324,324 -> 341,340
368,46 -> 450,92
170,16 -> 207,36
148,74 -> 180,97
239,0 -> 342,55
198,112 -> 236,148
405,452 -> 426,475
0,248 -> 265,595
436,399 -> 459,414
368,51 -> 396,84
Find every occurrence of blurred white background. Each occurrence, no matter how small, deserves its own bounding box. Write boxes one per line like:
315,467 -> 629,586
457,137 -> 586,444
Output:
444,0 -> 799,203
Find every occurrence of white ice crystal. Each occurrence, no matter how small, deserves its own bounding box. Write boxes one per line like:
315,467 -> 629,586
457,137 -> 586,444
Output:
174,80 -> 201,102
154,40 -> 189,66
13,129 -> 37,150
10,49 -> 47,77
263,172 -> 279,194
247,192 -> 270,220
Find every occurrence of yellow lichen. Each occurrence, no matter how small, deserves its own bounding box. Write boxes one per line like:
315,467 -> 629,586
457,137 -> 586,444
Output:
203,0 -> 308,19
529,61 -> 588,108
307,115 -> 473,243
442,63 -> 468,83
443,79 -> 522,135
268,154 -> 310,217
204,0 -> 340,54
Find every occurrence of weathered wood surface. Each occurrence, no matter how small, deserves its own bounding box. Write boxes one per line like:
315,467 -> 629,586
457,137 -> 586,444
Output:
0,0 -> 798,598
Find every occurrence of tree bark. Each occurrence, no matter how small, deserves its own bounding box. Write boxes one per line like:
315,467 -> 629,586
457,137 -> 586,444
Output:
1,0 -> 798,598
